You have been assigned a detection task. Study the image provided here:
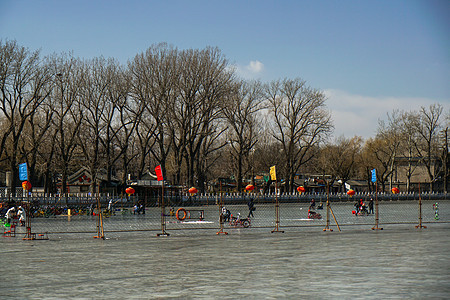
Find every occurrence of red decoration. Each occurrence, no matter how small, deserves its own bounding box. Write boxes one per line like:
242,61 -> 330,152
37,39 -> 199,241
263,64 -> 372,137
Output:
297,186 -> 306,193
347,189 -> 355,196
125,187 -> 135,195
245,184 -> 255,191
392,187 -> 400,194
155,165 -> 164,181
188,187 -> 198,194
22,181 -> 32,191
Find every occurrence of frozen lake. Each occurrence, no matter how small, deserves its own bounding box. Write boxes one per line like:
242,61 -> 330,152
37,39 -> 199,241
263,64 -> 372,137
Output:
1,224 -> 449,299
1,199 -> 449,299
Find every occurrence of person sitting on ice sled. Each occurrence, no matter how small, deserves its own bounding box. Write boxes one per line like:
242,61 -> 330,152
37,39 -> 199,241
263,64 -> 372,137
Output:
309,199 -> 316,210
221,206 -> 231,222
360,202 -> 368,214
317,201 -> 323,209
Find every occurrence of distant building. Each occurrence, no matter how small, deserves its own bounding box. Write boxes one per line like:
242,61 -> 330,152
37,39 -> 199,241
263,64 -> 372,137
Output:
58,167 -> 120,194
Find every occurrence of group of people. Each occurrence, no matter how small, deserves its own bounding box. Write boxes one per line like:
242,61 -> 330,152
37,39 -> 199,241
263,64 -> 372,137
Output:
2,205 -> 26,226
354,198 -> 374,215
220,197 -> 256,222
133,202 -> 145,214
308,199 -> 323,211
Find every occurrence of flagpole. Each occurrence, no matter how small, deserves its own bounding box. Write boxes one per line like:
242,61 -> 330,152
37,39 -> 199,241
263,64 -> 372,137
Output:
415,182 -> 427,229
156,165 -> 169,237
371,176 -> 383,230
270,166 -> 283,233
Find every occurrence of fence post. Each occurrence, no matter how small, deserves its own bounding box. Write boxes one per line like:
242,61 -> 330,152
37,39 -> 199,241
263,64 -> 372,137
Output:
372,181 -> 383,230
94,186 -> 105,239
157,180 -> 169,237
415,183 -> 427,229
323,183 -> 332,232
271,180 -> 284,233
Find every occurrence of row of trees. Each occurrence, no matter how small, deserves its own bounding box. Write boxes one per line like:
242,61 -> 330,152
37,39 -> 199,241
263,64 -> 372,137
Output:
316,103 -> 449,193
1,40 -> 448,196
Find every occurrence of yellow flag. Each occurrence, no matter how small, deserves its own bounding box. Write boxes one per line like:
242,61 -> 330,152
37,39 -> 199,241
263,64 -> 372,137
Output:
270,166 -> 277,181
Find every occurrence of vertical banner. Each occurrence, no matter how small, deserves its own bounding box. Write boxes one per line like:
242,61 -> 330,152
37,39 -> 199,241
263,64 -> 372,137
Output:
371,169 -> 377,183
19,162 -> 28,181
270,166 -> 277,181
155,165 -> 164,181
155,164 -> 169,236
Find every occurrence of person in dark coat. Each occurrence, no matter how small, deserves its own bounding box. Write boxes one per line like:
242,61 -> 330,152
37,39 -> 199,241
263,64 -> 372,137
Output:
247,198 -> 255,218
368,198 -> 374,214
309,199 -> 316,210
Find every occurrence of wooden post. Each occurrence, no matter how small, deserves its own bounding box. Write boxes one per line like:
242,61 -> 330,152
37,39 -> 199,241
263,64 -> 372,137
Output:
23,191 -> 34,240
157,180 -> 169,236
372,181 -> 383,230
415,182 -> 427,229
271,180 -> 284,233
94,186 -> 105,239
323,181 -> 333,232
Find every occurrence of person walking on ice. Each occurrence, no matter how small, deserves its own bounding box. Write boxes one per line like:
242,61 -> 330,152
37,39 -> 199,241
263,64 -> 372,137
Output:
18,206 -> 26,226
247,198 -> 255,218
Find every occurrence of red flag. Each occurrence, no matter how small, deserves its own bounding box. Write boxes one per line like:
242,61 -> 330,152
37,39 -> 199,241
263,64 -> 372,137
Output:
155,165 -> 164,181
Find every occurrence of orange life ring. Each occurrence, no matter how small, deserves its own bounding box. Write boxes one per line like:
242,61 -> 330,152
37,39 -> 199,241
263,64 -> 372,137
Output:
176,208 -> 187,221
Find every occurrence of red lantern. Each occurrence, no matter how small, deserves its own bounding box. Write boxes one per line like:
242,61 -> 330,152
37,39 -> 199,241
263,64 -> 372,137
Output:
188,187 -> 198,195
245,184 -> 255,191
125,187 -> 135,195
297,186 -> 306,193
392,187 -> 400,194
22,180 -> 32,191
347,189 -> 355,196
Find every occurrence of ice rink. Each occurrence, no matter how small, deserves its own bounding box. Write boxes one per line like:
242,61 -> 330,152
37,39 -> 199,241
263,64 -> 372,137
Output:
1,221 -> 449,299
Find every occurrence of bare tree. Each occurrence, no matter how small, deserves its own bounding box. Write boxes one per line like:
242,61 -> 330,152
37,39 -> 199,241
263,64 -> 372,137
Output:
222,80 -> 264,191
364,136 -> 398,193
77,57 -> 122,193
113,87 -> 138,187
49,53 -> 84,198
414,104 -> 443,192
171,47 -> 234,189
39,127 -> 58,195
0,40 -> 51,195
196,118 -> 229,192
441,112 -> 449,193
20,89 -> 54,188
265,78 -> 333,192
100,63 -> 128,185
397,110 -> 422,192
440,126 -> 449,193
376,110 -> 403,191
316,136 -> 363,192
129,43 -> 178,180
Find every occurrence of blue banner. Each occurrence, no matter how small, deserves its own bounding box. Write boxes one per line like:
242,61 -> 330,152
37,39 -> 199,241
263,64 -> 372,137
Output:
371,169 -> 376,183
19,163 -> 28,181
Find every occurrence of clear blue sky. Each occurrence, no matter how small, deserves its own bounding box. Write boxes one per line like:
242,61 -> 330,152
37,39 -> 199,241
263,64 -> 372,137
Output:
1,0 -> 449,138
